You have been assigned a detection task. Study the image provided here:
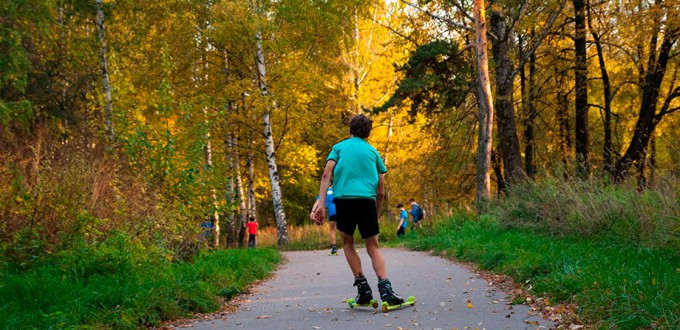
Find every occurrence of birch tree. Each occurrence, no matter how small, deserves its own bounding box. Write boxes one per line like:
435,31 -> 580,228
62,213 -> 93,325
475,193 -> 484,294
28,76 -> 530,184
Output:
253,2 -> 289,245
95,0 -> 114,141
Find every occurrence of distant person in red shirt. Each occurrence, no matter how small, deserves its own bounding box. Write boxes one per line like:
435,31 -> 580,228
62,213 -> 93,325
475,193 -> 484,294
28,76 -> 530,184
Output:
245,216 -> 259,248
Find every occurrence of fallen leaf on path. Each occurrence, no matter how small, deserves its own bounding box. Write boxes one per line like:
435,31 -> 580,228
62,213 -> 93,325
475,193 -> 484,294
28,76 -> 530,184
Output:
256,315 -> 271,319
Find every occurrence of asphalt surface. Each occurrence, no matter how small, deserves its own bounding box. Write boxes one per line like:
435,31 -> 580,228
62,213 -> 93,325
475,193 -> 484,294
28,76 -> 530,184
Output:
176,248 -> 554,330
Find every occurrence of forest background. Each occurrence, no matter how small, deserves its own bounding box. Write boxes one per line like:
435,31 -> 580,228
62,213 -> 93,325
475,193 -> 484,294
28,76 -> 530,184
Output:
0,0 -> 678,328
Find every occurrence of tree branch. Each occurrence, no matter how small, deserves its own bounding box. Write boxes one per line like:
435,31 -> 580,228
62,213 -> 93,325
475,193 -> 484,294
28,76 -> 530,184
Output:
371,17 -> 419,46
400,0 -> 478,37
508,0 -> 568,81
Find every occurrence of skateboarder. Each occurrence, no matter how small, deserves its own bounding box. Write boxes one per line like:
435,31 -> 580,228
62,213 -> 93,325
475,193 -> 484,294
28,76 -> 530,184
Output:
311,114 -> 404,307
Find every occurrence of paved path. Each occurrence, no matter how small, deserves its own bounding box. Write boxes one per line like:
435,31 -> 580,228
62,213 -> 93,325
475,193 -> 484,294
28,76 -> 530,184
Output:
176,248 -> 553,330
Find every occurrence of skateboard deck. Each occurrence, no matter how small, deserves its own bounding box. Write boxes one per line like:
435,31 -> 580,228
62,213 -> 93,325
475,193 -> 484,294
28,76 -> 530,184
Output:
381,296 -> 416,312
346,298 -> 379,309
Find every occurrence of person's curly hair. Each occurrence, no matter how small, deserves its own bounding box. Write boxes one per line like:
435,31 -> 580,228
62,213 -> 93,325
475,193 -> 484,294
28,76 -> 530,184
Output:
349,114 -> 372,139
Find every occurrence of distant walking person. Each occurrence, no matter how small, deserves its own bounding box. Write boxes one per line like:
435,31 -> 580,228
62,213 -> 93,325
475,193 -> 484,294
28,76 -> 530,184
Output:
396,203 -> 408,238
310,185 -> 339,255
245,216 -> 258,248
311,114 -> 405,308
409,198 -> 424,228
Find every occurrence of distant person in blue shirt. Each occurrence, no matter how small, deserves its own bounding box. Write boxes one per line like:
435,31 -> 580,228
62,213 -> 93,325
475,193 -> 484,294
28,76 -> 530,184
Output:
409,198 -> 424,229
396,203 -> 408,238
311,114 -> 405,307
310,185 -> 338,255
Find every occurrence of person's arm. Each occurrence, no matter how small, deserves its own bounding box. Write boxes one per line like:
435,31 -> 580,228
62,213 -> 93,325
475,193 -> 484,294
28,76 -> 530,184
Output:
376,173 -> 385,215
312,160 -> 336,225
309,200 -> 320,221
396,215 -> 404,232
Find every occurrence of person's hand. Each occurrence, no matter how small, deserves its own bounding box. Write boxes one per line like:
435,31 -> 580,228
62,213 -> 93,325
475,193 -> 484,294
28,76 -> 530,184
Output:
311,207 -> 325,225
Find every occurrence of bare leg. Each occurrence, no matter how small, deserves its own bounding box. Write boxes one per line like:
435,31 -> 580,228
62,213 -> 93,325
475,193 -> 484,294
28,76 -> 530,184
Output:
329,221 -> 337,245
341,232 -> 363,276
364,234 -> 387,279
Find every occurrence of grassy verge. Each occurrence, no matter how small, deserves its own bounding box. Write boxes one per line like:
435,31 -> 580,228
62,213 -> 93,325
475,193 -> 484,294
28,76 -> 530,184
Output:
403,214 -> 679,329
0,233 -> 281,329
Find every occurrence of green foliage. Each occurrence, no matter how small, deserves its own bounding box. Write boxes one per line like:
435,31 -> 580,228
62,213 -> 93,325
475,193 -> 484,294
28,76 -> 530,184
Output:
403,213 -> 679,328
0,234 -> 281,329
373,40 -> 474,118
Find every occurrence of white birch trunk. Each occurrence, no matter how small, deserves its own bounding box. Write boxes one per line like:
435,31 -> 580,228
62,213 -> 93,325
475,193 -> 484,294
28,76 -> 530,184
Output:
226,101 -> 247,247
244,96 -> 257,243
203,111 -> 221,247
474,0 -> 494,204
246,147 -> 256,222
200,49 -> 220,248
95,0 -> 114,141
255,29 -> 289,245
233,141 -> 247,245
234,97 -> 248,241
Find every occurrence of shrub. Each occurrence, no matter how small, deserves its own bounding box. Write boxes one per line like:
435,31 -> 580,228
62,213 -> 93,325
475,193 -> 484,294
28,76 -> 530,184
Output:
495,177 -> 679,249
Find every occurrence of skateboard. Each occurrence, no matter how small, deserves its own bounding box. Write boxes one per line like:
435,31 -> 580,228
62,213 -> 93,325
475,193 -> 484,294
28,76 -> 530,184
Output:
328,251 -> 339,256
381,296 -> 416,312
346,298 -> 379,309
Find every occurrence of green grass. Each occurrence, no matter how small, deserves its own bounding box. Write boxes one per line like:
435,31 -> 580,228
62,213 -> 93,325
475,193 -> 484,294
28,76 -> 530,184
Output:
0,233 -> 281,329
403,214 -> 679,329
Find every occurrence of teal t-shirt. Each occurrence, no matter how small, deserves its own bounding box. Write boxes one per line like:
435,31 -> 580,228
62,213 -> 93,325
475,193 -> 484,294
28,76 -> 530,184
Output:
326,137 -> 387,199
400,209 -> 408,228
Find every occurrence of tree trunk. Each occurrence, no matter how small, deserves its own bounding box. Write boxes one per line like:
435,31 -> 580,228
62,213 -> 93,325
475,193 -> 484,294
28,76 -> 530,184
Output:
573,0 -> 590,178
520,33 -> 537,179
225,100 -> 240,248
233,94 -> 248,247
352,8 -> 361,113
199,47 -> 221,248
225,162 -> 237,246
203,115 -> 220,248
383,113 -> 394,219
95,0 -> 114,141
203,111 -> 221,248
490,9 -> 524,183
255,28 -> 289,245
492,148 -> 506,196
556,70 -> 572,176
473,0 -> 493,204
586,0 -> 613,174
649,135 -> 656,186
244,136 -> 256,248
613,27 -> 677,181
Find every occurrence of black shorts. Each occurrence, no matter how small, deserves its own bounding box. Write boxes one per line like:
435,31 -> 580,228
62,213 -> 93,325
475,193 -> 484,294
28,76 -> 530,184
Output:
328,214 -> 337,222
334,198 -> 379,239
